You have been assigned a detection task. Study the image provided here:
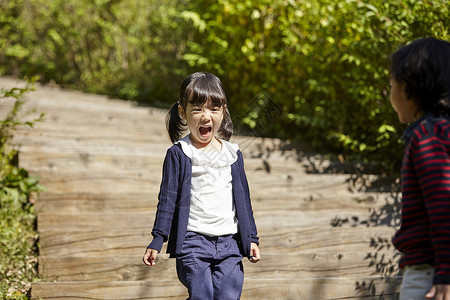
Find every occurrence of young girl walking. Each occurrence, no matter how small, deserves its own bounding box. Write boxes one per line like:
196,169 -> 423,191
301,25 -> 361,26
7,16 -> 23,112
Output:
389,37 -> 450,299
143,72 -> 260,300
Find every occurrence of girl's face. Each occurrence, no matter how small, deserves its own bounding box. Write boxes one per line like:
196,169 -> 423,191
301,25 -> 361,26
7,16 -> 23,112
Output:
179,100 -> 224,149
389,78 -> 419,123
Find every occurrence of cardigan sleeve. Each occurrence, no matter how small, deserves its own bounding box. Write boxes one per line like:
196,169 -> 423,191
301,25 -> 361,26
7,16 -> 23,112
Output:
147,146 -> 181,252
413,129 -> 450,284
237,150 -> 259,246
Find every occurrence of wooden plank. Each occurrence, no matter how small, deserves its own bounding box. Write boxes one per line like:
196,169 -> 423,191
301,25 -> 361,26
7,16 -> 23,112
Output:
251,192 -> 396,213
17,139 -> 355,193
36,209 -> 387,232
38,250 -> 399,282
15,132 -> 300,161
37,226 -> 396,257
16,141 -> 362,177
260,226 -> 396,253
33,190 -> 395,214
16,128 -> 385,182
30,280 -> 188,300
15,109 -> 166,126
14,127 -> 168,146
31,170 -> 374,197
29,170 -> 164,183
19,152 -> 165,173
13,137 -> 170,155
32,175 -> 162,194
241,277 -> 401,299
17,149 -> 316,175
31,173 -> 388,203
31,170 -> 351,190
16,130 -> 282,165
35,192 -> 159,213
31,277 -> 401,300
0,79 -> 165,118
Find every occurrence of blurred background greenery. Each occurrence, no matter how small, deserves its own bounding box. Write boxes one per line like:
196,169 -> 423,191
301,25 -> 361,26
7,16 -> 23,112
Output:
1,0 -> 449,174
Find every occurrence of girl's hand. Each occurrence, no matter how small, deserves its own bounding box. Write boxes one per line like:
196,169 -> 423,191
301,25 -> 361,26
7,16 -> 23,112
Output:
426,284 -> 450,299
249,242 -> 260,263
143,248 -> 159,266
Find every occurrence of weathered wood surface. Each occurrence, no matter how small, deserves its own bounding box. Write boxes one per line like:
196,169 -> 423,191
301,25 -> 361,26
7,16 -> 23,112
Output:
33,191 -> 392,214
35,209 -> 390,233
31,277 -> 401,300
1,76 -> 401,299
39,250 -> 398,281
37,226 -> 395,256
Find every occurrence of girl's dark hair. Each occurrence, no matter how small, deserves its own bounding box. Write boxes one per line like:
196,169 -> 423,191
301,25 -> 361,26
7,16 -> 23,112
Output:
390,37 -> 450,117
166,72 -> 233,143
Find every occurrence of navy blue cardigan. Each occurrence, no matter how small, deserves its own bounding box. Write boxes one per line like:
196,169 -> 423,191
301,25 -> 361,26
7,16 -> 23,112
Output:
147,143 -> 259,258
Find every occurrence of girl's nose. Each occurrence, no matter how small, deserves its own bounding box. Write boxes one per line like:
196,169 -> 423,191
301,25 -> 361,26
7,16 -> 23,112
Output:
201,111 -> 211,121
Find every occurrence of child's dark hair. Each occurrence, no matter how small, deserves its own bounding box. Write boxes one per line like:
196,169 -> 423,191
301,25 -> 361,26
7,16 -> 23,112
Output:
390,37 -> 450,117
166,72 -> 233,143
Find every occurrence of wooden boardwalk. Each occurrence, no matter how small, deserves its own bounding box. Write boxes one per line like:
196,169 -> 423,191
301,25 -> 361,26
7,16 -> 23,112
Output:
2,77 -> 402,299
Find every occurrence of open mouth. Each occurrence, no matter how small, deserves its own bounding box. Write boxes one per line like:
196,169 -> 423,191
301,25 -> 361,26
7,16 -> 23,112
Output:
199,126 -> 212,137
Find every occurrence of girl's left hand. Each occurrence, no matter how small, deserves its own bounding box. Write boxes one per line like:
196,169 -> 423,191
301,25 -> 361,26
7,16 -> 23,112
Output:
249,242 -> 260,263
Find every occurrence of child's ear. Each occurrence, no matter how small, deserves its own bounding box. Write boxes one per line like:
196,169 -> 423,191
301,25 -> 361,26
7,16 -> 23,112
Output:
178,105 -> 186,121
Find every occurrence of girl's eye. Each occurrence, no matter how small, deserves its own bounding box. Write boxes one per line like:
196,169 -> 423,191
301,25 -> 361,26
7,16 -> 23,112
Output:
212,107 -> 221,112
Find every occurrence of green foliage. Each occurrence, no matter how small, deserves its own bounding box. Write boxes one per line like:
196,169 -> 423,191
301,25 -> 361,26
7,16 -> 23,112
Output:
0,0 -> 448,173
0,81 -> 45,299
0,0 -> 189,105
178,0 -> 449,173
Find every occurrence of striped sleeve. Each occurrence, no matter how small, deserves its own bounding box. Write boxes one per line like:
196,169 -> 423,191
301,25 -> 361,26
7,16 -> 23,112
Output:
412,122 -> 450,284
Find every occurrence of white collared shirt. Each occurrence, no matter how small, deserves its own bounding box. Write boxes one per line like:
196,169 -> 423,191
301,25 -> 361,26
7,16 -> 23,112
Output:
176,135 -> 239,236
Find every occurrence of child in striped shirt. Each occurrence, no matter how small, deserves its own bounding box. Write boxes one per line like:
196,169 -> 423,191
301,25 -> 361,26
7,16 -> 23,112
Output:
389,37 -> 450,299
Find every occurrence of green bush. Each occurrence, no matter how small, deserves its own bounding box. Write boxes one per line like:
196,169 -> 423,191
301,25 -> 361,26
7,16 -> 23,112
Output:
0,0 -> 189,105
177,0 -> 449,172
0,0 -> 448,173
0,81 -> 45,299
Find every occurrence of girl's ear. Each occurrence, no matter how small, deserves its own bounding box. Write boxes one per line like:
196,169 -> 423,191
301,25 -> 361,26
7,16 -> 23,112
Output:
178,104 -> 186,121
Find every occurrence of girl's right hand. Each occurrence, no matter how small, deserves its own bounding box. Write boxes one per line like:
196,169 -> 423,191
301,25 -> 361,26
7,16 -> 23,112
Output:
143,248 -> 159,266
249,242 -> 260,263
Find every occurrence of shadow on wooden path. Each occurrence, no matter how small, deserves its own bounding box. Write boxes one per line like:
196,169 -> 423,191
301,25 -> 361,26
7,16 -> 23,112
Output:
1,77 -> 402,299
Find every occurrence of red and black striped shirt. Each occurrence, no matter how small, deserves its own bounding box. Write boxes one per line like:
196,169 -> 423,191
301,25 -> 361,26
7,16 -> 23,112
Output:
392,113 -> 450,284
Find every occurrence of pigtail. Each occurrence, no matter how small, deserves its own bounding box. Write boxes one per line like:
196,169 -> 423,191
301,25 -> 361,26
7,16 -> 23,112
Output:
219,106 -> 233,141
166,102 -> 185,143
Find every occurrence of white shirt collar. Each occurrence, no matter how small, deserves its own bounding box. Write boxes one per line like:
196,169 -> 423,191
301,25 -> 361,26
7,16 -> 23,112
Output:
176,135 -> 238,167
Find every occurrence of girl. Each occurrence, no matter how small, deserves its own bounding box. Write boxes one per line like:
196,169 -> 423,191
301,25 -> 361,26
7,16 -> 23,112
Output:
389,37 -> 450,299
143,72 -> 260,300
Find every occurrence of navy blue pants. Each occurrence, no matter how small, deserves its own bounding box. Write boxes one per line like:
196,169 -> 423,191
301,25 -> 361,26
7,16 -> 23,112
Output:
176,231 -> 244,300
